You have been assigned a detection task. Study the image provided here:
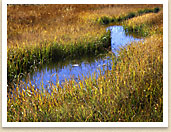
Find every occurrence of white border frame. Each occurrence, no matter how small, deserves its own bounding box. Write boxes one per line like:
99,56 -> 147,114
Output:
2,0 -> 168,127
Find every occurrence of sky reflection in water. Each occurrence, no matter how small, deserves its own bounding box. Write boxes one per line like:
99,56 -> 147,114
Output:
24,26 -> 142,88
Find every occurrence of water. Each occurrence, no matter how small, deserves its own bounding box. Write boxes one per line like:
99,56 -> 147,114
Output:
25,55 -> 112,89
107,26 -> 142,54
23,26 -> 142,88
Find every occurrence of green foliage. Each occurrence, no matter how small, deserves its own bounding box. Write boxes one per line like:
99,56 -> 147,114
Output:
137,9 -> 145,15
137,7 -> 160,15
98,7 -> 161,25
143,8 -> 154,13
123,24 -> 150,37
126,12 -> 136,19
98,16 -> 112,25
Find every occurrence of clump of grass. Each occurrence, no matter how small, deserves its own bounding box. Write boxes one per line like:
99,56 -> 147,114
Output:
98,16 -> 112,25
126,12 -> 136,19
153,7 -> 160,13
141,8 -> 153,13
123,24 -> 150,37
137,7 -> 160,15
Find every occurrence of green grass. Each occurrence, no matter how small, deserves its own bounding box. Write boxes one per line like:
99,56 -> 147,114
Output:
123,10 -> 163,37
98,7 -> 161,25
7,31 -> 111,86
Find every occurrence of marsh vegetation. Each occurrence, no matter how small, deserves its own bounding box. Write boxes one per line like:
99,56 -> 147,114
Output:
7,4 -> 163,122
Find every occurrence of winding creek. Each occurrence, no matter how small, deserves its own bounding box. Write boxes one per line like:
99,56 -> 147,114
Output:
23,26 -> 143,89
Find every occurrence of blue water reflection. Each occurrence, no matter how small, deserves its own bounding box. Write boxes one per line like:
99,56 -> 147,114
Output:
27,56 -> 112,88
24,26 -> 142,88
107,26 -> 142,54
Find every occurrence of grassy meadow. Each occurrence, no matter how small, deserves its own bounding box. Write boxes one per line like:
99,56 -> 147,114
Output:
7,4 -> 163,122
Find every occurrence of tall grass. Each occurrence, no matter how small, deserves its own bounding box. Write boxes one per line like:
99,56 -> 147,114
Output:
7,31 -> 111,86
7,34 -> 163,122
123,10 -> 163,37
7,5 -> 163,122
7,6 -> 162,85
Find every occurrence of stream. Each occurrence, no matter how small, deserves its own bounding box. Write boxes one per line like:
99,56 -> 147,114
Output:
23,26 -> 143,89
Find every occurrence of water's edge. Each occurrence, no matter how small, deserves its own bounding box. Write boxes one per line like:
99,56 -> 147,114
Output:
22,26 -> 142,88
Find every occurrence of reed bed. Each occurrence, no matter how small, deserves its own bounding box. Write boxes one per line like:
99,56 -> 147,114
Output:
7,4 -> 163,122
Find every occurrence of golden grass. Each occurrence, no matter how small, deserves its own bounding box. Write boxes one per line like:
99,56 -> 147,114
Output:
7,4 -> 163,122
124,10 -> 163,32
122,8 -> 163,37
7,34 -> 163,122
7,4 -> 162,48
